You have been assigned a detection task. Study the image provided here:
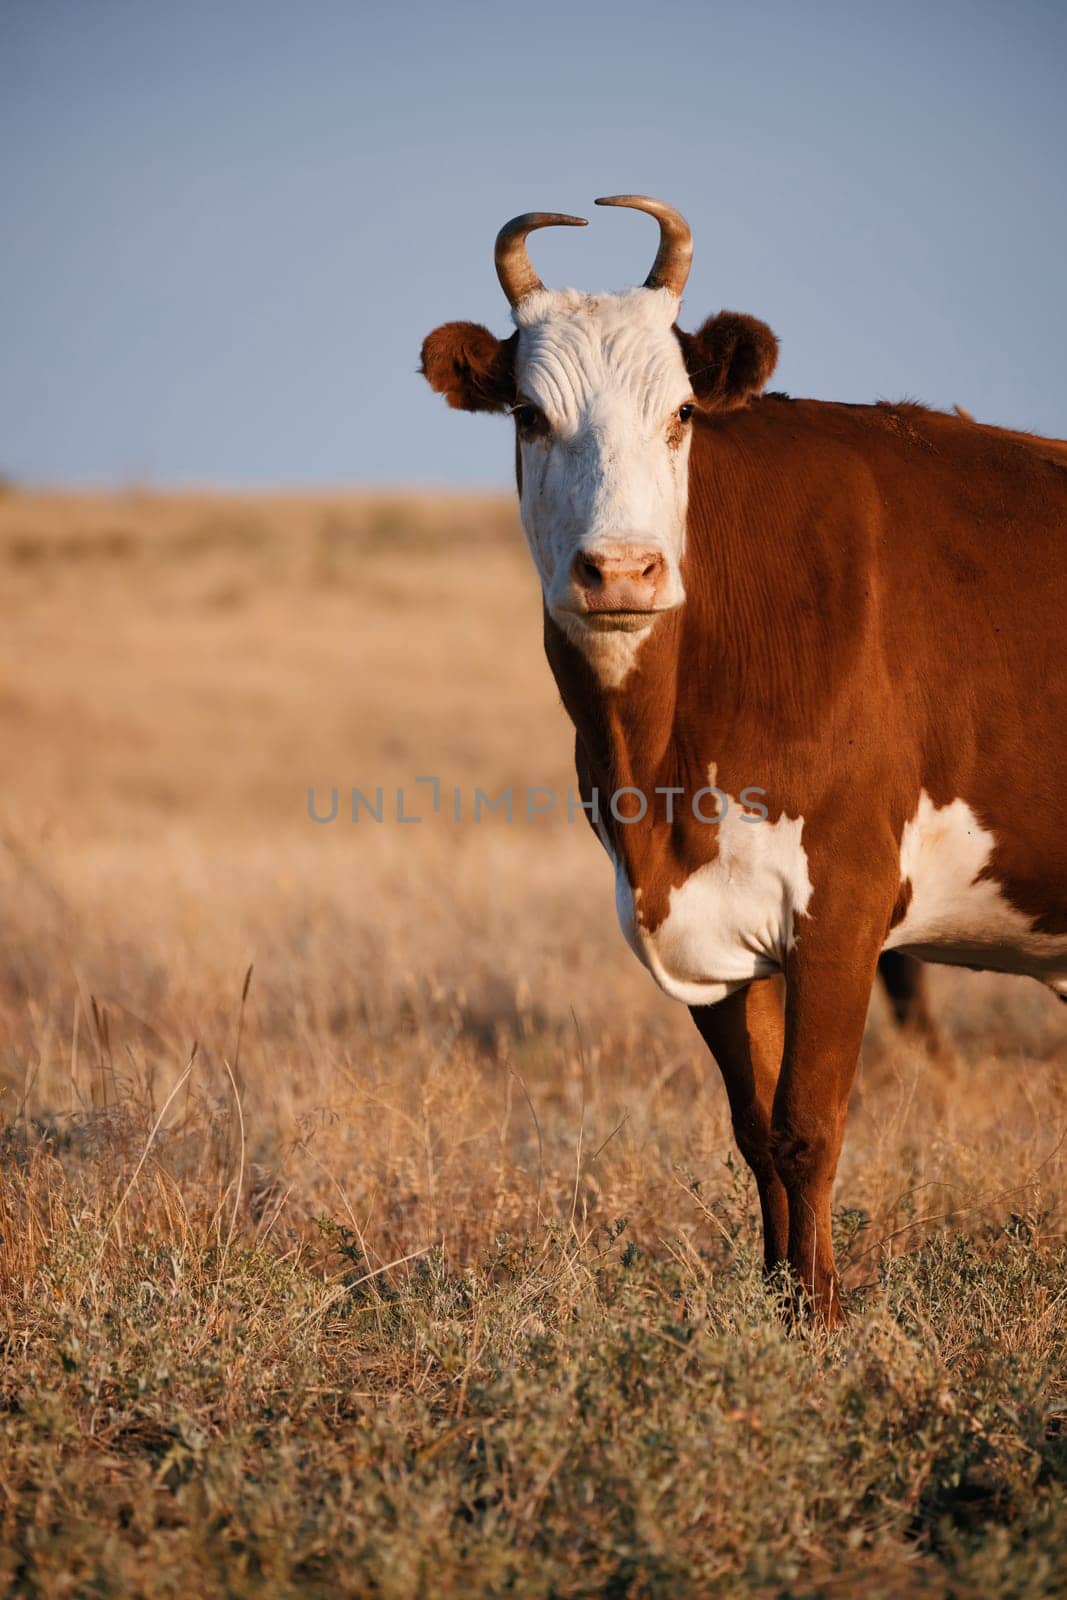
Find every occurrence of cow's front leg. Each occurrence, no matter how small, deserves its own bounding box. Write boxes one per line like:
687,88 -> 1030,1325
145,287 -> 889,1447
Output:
772,888 -> 889,1328
690,978 -> 788,1271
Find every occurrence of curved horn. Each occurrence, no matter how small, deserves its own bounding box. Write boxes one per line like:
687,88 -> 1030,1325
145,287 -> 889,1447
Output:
594,195 -> 693,297
494,212 -> 588,307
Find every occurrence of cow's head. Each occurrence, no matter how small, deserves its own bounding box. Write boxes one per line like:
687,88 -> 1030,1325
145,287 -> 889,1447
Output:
421,197 -> 777,667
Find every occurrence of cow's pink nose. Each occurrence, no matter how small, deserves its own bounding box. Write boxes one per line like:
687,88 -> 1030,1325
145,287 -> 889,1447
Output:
570,543 -> 667,612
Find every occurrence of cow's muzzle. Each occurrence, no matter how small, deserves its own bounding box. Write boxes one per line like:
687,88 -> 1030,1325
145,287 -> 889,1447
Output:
562,541 -> 681,629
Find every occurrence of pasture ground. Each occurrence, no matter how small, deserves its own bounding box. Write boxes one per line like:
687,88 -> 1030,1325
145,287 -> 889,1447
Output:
0,488 -> 1064,1597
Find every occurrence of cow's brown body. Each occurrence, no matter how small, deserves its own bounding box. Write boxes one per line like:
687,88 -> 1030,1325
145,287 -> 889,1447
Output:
544,397 -> 1067,1319
422,198 -> 1066,1324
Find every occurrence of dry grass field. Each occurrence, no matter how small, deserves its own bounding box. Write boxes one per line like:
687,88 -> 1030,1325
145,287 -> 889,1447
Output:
0,487 -> 1064,1597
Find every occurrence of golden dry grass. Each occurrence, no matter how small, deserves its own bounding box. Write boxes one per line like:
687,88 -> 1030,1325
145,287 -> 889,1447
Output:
0,489 -> 1064,1597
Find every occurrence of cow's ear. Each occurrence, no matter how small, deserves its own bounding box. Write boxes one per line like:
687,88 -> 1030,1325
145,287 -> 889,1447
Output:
420,323 -> 516,413
677,312 -> 778,410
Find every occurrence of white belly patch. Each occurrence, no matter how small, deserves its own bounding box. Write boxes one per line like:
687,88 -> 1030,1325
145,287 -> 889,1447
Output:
886,792 -> 1067,993
610,792 -> 813,1005
606,786 -> 1067,1004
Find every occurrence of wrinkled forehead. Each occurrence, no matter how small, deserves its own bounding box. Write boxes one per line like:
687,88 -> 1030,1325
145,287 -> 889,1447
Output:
512,285 -> 690,429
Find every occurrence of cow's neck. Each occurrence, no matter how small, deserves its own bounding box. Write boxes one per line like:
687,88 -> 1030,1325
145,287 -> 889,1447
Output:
544,610 -> 681,796
542,408 -> 867,828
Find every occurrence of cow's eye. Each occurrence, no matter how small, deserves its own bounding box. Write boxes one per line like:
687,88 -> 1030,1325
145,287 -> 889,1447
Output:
511,402 -> 543,433
677,403 -> 695,423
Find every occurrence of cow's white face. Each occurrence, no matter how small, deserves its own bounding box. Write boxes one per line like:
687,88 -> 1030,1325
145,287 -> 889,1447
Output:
511,286 -> 694,647
422,199 -> 779,691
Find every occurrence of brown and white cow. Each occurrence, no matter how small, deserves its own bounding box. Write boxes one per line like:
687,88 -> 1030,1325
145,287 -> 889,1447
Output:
421,196 -> 1067,1325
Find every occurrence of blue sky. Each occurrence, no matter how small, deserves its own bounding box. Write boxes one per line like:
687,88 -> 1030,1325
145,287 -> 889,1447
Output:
2,0 -> 1065,488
